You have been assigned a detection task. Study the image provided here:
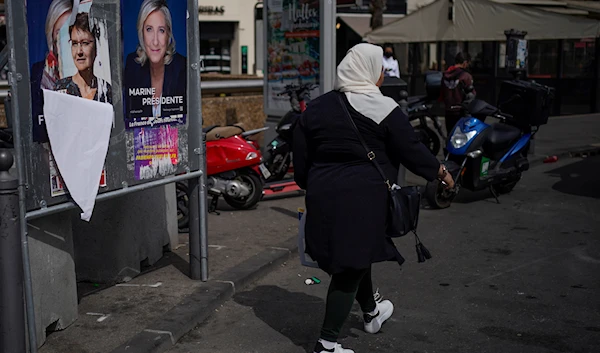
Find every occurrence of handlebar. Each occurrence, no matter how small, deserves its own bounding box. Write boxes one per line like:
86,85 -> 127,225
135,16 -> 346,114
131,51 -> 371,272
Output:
241,126 -> 270,138
277,83 -> 318,97
493,111 -> 513,120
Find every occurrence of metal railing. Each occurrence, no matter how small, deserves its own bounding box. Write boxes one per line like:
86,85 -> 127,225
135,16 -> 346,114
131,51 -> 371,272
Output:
0,79 -> 263,99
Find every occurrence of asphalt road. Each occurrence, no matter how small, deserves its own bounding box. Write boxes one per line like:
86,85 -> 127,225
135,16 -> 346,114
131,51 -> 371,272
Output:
168,156 -> 600,353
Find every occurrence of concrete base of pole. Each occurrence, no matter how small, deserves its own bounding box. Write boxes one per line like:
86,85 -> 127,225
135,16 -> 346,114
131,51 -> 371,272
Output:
27,213 -> 78,349
71,186 -> 173,283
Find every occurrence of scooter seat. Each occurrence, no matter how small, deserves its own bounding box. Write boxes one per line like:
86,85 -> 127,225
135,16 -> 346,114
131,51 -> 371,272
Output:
487,123 -> 521,145
468,99 -> 498,117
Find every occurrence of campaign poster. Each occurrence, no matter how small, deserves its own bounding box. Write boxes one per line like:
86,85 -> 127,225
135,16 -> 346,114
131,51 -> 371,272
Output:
50,151 -> 106,197
266,0 -> 320,113
28,0 -> 114,143
121,0 -> 187,129
134,126 -> 179,180
27,0 -> 113,196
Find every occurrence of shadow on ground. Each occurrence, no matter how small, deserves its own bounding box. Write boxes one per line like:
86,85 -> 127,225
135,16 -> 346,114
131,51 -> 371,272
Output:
234,285 -> 362,353
545,157 -> 600,199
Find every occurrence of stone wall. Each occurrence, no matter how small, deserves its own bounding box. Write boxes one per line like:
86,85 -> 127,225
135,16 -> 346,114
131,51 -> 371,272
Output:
202,94 -> 268,144
202,95 -> 265,128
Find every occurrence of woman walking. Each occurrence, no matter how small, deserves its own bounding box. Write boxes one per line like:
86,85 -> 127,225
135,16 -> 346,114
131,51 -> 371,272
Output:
293,43 -> 454,353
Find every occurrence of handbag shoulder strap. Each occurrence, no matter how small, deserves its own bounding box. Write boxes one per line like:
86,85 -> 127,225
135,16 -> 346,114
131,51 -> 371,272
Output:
336,91 -> 392,190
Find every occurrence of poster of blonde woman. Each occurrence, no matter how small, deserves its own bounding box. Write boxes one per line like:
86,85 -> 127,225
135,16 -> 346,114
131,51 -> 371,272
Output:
122,0 -> 187,129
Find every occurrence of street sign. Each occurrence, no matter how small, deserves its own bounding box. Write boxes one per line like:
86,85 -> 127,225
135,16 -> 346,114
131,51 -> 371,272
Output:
242,45 -> 248,74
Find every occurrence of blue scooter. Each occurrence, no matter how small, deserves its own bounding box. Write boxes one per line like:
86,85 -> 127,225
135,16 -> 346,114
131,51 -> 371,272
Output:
424,81 -> 555,209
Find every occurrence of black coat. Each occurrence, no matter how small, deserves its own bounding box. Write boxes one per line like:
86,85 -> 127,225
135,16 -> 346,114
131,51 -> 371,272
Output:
293,91 -> 440,275
123,52 -> 187,118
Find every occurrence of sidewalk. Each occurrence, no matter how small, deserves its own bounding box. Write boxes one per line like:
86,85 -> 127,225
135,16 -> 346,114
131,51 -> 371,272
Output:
530,114 -> 600,162
38,114 -> 600,353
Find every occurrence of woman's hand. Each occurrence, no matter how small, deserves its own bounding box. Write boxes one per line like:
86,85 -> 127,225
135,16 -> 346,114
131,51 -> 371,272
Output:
441,172 -> 455,189
437,164 -> 455,189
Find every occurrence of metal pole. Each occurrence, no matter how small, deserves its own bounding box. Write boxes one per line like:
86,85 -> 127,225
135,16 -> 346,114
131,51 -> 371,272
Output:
26,170 -> 203,221
0,150 -> 25,353
188,177 -> 201,280
188,0 -> 209,281
5,0 -> 39,349
199,133 -> 209,282
320,0 -> 336,94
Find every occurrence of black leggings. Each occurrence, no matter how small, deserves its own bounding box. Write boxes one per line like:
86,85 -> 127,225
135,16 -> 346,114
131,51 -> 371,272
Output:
320,267 -> 377,342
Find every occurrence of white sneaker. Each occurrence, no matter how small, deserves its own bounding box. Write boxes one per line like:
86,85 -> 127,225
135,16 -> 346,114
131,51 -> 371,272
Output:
363,299 -> 394,334
313,342 -> 355,353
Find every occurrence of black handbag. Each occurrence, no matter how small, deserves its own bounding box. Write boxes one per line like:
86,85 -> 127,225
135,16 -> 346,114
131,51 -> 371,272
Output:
336,92 -> 432,262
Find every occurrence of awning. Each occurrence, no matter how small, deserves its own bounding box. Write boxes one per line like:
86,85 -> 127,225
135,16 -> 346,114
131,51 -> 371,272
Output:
364,0 -> 600,43
338,14 -> 402,37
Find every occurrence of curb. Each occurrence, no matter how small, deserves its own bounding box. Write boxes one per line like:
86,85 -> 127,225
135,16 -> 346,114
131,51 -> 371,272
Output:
110,236 -> 299,353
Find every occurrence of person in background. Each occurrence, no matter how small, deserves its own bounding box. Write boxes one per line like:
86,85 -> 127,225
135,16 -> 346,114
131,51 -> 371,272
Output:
382,43 -> 400,78
440,52 -> 474,135
293,43 -> 455,353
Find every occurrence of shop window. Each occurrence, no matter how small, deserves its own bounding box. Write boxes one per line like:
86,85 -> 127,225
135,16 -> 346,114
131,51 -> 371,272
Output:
427,43 -> 438,71
392,43 -> 409,76
562,38 -> 596,78
200,39 -> 231,74
440,41 -> 465,71
498,42 -> 506,69
407,43 -> 437,75
528,40 -> 558,78
467,41 -> 494,75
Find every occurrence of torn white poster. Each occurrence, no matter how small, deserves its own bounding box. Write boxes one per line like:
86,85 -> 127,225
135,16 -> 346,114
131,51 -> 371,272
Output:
43,89 -> 113,221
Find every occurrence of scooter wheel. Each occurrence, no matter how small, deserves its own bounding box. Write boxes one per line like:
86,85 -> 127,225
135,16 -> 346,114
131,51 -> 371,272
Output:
425,179 -> 454,209
267,152 -> 290,182
176,181 -> 190,231
224,171 -> 264,210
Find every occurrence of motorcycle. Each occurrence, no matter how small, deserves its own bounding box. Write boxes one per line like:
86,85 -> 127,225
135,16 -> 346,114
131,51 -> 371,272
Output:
177,124 -> 269,229
398,90 -> 446,156
424,80 -> 555,209
263,82 -> 317,182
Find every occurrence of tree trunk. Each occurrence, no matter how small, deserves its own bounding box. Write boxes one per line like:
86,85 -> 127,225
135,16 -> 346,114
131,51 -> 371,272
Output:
370,0 -> 386,30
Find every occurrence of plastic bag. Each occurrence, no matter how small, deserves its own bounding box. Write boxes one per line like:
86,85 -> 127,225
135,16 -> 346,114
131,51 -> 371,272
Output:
298,209 -> 319,268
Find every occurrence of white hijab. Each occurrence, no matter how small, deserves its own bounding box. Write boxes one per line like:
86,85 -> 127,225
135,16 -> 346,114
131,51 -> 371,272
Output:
334,43 -> 399,124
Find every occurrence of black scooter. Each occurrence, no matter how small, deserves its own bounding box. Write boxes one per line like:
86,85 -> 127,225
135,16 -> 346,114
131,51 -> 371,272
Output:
263,83 -> 317,182
398,90 -> 446,156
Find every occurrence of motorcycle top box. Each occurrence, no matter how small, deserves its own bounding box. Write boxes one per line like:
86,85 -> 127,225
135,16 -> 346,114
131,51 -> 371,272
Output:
379,76 -> 408,102
424,71 -> 443,101
497,79 -> 555,127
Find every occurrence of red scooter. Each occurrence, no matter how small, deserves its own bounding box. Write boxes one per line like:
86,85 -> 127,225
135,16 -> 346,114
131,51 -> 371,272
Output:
177,124 -> 270,228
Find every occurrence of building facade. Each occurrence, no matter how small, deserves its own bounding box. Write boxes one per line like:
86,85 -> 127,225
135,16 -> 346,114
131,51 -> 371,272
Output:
198,0 -> 260,75
364,0 -> 600,115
